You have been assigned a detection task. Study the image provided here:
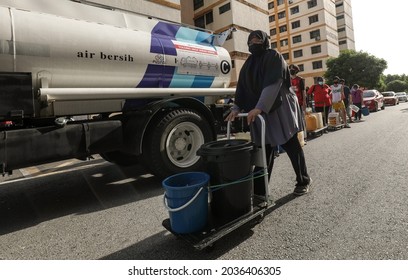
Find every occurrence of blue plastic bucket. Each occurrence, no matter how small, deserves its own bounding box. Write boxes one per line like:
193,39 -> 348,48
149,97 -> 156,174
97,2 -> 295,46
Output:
361,107 -> 370,116
162,172 -> 209,234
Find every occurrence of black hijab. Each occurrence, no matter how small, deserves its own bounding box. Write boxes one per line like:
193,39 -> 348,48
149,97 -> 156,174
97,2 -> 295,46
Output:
235,30 -> 291,112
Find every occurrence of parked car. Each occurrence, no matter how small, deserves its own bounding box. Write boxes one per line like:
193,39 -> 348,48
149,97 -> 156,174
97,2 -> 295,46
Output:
382,91 -> 399,106
363,89 -> 385,112
0,121 -> 13,128
395,92 -> 408,102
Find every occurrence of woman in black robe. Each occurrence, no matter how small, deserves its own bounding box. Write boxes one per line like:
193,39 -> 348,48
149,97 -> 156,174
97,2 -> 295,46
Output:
225,30 -> 312,196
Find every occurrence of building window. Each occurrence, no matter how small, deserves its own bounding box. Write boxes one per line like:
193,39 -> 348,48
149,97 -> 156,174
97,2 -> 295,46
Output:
311,45 -> 321,54
277,0 -> 284,5
336,2 -> 344,7
205,11 -> 213,24
292,35 -> 302,44
194,15 -> 205,29
337,14 -> 345,20
280,38 -> 288,47
338,27 -> 346,32
271,41 -> 278,49
310,29 -> 320,40
193,0 -> 204,10
293,50 -> 303,58
269,15 -> 275,22
312,60 -> 323,69
279,25 -> 287,33
298,64 -> 304,72
339,40 -> 347,45
278,11 -> 286,19
282,52 -> 289,60
219,2 -> 231,14
309,14 -> 319,24
292,20 -> 300,29
290,6 -> 299,15
270,28 -> 277,36
308,0 -> 317,9
268,2 -> 274,10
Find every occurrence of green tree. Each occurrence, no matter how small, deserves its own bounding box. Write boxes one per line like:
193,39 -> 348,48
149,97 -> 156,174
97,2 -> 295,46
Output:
386,80 -> 408,92
325,50 -> 387,89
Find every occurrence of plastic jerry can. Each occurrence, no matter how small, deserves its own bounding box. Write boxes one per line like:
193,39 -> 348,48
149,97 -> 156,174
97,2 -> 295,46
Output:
306,113 -> 318,131
328,112 -> 340,126
311,112 -> 323,129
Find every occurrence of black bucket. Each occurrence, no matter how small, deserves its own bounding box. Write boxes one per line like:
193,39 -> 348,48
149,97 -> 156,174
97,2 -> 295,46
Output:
197,139 -> 255,223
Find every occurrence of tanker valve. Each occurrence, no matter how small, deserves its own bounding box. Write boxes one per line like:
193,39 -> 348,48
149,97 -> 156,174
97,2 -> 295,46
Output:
54,117 -> 74,127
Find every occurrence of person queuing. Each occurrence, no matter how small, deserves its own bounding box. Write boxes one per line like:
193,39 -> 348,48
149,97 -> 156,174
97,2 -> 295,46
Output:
351,84 -> 364,121
307,77 -> 331,127
340,78 -> 353,123
225,30 -> 312,196
330,76 -> 350,128
289,64 -> 307,144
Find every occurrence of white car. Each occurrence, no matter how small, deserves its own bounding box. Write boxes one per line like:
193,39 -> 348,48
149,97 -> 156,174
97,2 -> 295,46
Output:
395,92 -> 408,102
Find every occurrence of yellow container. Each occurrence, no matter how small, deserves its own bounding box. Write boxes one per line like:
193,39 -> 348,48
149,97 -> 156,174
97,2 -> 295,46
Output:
311,112 -> 324,129
306,113 -> 318,131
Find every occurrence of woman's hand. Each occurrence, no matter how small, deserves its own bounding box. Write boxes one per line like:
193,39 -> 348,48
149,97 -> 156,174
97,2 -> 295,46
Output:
224,110 -> 239,122
247,108 -> 262,125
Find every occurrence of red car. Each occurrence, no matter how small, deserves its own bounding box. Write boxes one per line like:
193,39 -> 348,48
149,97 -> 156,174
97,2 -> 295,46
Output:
363,89 -> 385,112
382,91 -> 399,106
0,121 -> 13,128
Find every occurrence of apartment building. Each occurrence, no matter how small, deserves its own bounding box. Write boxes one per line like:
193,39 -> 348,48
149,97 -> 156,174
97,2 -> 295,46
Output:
335,0 -> 355,51
270,0 -> 332,85
269,0 -> 355,86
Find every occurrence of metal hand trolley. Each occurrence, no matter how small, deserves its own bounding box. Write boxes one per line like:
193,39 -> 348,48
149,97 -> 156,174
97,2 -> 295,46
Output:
162,113 -> 275,250
306,125 -> 328,138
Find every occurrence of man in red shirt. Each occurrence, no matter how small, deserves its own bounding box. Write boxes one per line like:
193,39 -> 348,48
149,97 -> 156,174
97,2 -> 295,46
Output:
307,77 -> 332,126
289,64 -> 306,110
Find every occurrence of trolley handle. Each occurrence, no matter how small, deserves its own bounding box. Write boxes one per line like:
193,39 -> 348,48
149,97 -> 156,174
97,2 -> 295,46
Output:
226,113 -> 269,201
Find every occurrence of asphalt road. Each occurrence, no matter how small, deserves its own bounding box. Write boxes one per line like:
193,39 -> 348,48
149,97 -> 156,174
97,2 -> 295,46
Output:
1,102 -> 408,260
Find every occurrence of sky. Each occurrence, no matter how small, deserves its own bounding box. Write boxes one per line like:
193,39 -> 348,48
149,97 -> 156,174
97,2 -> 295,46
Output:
351,0 -> 407,75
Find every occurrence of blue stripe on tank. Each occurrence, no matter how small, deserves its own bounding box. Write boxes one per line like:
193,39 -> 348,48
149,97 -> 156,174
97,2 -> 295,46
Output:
169,71 -> 195,88
150,22 -> 179,55
191,76 -> 214,88
176,26 -> 214,45
137,64 -> 176,88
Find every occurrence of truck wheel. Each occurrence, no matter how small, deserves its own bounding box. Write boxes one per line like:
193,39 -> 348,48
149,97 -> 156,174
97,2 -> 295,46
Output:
142,109 -> 213,178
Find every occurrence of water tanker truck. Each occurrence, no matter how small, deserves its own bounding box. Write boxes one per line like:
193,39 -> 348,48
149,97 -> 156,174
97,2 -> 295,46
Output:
0,0 -> 236,178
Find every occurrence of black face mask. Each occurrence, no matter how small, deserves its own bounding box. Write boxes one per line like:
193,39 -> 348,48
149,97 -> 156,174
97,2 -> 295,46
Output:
249,44 -> 265,56
290,70 -> 296,75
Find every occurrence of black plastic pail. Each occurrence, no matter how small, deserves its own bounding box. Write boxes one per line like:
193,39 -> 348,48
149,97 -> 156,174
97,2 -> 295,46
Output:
197,139 -> 255,223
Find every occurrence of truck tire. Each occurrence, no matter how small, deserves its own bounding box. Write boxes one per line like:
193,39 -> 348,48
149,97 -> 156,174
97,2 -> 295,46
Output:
142,108 -> 213,178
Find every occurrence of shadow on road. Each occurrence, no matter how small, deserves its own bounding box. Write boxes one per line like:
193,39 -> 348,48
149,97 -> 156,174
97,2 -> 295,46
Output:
0,162 -> 162,236
100,193 -> 299,260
